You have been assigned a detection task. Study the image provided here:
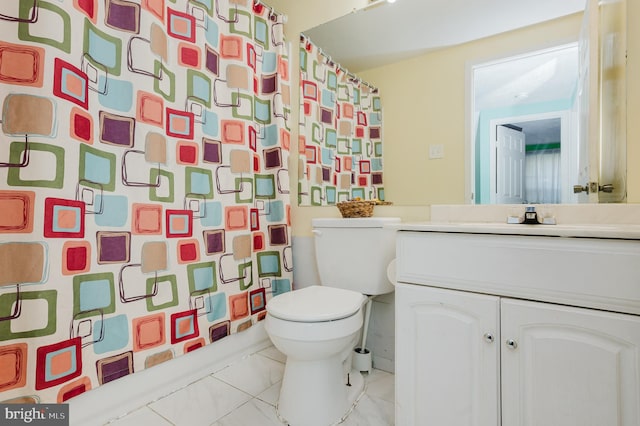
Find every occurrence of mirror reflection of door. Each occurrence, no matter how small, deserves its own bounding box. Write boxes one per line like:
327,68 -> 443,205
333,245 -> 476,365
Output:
492,120 -> 565,204
473,44 -> 579,204
494,125 -> 525,204
588,0 -> 627,203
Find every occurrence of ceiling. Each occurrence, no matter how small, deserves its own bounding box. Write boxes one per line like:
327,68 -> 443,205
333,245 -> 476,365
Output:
473,44 -> 579,111
303,0 -> 586,113
304,0 -> 587,73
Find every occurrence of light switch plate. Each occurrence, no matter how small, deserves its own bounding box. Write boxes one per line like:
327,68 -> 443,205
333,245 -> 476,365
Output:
428,144 -> 444,159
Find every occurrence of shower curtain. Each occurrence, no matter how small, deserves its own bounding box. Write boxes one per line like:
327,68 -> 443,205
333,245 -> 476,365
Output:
525,149 -> 561,203
0,0 -> 291,404
298,34 -> 385,206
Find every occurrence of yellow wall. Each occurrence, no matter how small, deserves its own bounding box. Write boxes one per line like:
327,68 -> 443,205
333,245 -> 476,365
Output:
268,1 -> 638,235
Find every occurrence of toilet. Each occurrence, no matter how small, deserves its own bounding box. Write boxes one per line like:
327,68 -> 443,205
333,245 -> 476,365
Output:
265,217 -> 400,426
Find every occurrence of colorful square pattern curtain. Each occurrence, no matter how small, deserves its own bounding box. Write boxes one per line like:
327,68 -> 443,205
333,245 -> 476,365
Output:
0,0 -> 291,403
298,34 -> 385,206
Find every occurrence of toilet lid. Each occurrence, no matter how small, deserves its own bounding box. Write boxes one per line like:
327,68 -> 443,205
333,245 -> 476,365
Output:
267,285 -> 366,322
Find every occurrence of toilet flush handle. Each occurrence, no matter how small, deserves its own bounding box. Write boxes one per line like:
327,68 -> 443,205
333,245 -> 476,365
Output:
312,230 -> 323,237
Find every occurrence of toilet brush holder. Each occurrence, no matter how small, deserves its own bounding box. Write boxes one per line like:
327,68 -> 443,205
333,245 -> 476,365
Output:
353,347 -> 372,373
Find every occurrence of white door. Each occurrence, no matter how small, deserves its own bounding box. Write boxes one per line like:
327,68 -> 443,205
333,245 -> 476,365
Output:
495,125 -> 525,203
576,0 -> 600,203
576,0 -> 626,202
598,0 -> 627,202
501,298 -> 640,426
396,283 -> 500,426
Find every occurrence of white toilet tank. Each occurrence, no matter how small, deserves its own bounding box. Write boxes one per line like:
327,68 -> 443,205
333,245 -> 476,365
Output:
312,217 -> 401,295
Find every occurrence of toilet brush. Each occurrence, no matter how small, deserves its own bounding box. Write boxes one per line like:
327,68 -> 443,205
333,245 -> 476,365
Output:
353,297 -> 373,373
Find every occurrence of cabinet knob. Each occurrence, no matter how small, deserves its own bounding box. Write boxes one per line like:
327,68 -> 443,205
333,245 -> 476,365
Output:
506,339 -> 518,350
483,333 -> 494,343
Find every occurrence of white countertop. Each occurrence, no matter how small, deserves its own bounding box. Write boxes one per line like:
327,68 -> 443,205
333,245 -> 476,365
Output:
393,222 -> 640,239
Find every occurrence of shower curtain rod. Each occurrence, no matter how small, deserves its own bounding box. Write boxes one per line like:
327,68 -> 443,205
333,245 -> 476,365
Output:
299,33 -> 379,92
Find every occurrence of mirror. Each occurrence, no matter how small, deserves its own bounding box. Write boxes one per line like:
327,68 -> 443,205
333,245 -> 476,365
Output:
301,0 -> 627,205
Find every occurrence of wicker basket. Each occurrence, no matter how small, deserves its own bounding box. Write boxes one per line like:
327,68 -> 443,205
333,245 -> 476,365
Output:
336,200 -> 375,218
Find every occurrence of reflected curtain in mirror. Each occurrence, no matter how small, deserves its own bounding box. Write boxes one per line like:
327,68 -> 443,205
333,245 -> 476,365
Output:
525,146 -> 561,203
298,35 -> 385,206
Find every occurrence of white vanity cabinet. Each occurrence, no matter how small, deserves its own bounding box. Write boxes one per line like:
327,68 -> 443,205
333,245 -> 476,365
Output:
395,229 -> 640,426
396,284 -> 501,425
500,298 -> 640,426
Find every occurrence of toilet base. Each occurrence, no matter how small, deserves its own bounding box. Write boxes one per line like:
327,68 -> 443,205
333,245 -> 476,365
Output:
276,357 -> 364,426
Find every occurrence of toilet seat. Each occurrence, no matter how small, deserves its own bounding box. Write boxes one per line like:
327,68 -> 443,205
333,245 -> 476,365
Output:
267,285 -> 365,322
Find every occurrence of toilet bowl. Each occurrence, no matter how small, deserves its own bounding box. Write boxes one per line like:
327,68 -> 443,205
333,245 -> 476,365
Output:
265,285 -> 366,426
265,217 -> 400,425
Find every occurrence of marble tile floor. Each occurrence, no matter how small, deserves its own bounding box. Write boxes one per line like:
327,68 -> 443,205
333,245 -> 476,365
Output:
105,345 -> 395,426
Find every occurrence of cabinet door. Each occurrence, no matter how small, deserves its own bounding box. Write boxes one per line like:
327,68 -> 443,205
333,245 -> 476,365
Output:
396,283 -> 500,426
501,299 -> 640,426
